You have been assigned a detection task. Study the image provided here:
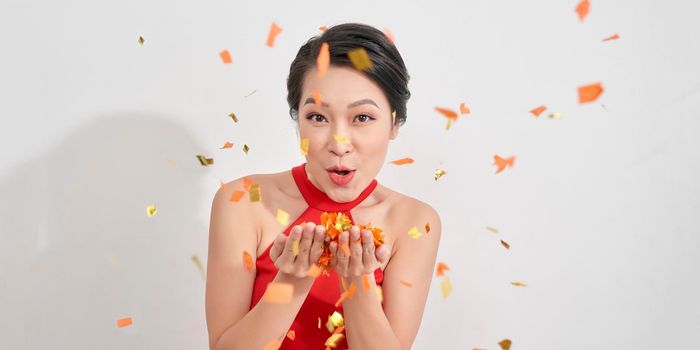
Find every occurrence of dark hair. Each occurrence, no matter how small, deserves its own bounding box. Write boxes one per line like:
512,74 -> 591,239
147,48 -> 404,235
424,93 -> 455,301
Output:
286,23 -> 411,126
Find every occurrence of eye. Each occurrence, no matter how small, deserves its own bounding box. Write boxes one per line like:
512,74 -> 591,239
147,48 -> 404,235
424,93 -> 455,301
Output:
306,113 -> 327,123
354,114 -> 375,123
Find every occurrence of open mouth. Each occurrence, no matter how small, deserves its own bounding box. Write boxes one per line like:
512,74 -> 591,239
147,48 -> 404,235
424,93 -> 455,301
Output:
331,170 -> 352,176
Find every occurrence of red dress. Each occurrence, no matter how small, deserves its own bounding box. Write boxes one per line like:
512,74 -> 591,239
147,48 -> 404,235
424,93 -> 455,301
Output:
250,163 -> 384,349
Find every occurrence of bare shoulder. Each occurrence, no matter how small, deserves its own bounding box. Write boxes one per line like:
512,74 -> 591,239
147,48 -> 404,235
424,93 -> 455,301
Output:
380,185 -> 441,233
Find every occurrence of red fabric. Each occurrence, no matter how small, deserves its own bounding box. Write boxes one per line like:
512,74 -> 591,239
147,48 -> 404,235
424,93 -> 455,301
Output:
250,163 -> 384,349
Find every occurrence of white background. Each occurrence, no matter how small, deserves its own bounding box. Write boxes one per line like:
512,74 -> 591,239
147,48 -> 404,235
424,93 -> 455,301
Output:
1,0 -> 699,349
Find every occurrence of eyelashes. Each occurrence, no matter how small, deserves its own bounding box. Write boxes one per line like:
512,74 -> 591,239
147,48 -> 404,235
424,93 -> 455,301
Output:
305,113 -> 376,123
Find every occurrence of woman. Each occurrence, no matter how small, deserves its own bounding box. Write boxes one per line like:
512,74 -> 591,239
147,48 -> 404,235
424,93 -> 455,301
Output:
206,23 -> 441,350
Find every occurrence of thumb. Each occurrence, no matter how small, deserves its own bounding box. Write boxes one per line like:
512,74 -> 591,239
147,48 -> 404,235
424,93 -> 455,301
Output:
268,234 -> 287,263
375,245 -> 390,265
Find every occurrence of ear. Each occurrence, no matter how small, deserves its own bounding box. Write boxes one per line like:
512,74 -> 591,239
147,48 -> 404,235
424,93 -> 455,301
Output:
389,123 -> 400,140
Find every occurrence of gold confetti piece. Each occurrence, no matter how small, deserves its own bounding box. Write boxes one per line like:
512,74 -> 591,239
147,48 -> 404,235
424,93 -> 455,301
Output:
602,33 -> 620,42
116,317 -> 132,328
286,330 -> 295,341
244,89 -> 256,98
230,190 -> 245,202
300,138 -> 309,156
219,49 -> 232,64
460,102 -> 471,115
434,169 -> 447,181
436,262 -> 450,277
530,105 -> 547,117
383,27 -> 395,45
425,223 -> 431,233
500,239 -> 510,250
249,184 -> 262,202
391,110 -> 397,124
548,112 -> 562,119
228,113 -> 238,123
307,263 -> 322,278
578,82 -> 604,103
196,155 -> 214,166
400,279 -> 413,288
499,338 -> 512,350
276,209 -> 289,226
511,281 -> 528,287
575,0 -> 590,22
486,226 -> 499,233
376,285 -> 384,303
166,159 -> 177,168
389,157 -> 414,165
362,274 -> 371,292
441,277 -> 453,299
347,47 -> 373,70
266,22 -> 282,48
317,42 -> 330,77
220,141 -> 234,149
407,226 -> 423,239
146,205 -> 157,217
326,311 -> 344,332
263,339 -> 282,350
138,36 -> 145,45
493,155 -> 516,174
242,250 -> 254,272
292,240 -> 300,257
333,134 -> 350,143
262,282 -> 294,303
325,333 -> 345,348
191,255 -> 205,280
242,144 -> 250,154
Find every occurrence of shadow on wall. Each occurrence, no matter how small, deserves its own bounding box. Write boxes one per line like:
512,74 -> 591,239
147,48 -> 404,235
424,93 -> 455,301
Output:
0,115 -> 211,349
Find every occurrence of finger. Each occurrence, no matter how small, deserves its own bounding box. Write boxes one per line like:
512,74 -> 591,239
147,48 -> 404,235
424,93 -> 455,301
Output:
294,223 -> 315,269
309,224 -> 326,264
329,241 -> 338,268
375,244 -> 390,265
349,227 -> 364,275
336,231 -> 350,277
276,225 -> 302,270
361,229 -> 376,268
268,233 -> 287,263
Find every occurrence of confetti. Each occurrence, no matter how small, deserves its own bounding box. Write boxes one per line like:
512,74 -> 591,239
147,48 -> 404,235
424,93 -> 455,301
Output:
220,141 -> 234,149
425,223 -> 431,233
196,155 -> 214,166
436,262 -> 450,277
434,169 -> 447,181
325,333 -> 345,348
317,42 -> 330,77
376,285 -> 384,303
243,177 -> 253,191
548,112 -> 562,119
249,184 -> 262,202
166,159 -> 177,168
530,105 -> 547,117
286,330 -> 295,341
262,282 -> 294,303
293,240 -> 300,257
326,311 -> 344,332
307,264 -> 322,278
333,134 -> 350,143
242,251 -> 254,272
263,339 -> 282,350
317,212 -> 384,272
400,279 -> 413,288
486,226 -> 499,233
578,82 -> 604,103
500,239 -> 510,250
511,281 -> 528,287
339,242 -> 351,256
499,338 -> 512,350
266,22 -> 282,48
312,89 -> 322,107
441,277 -> 453,299
244,89 -> 256,98
575,0 -> 590,22
146,205 -> 157,217
192,255 -> 205,280
318,317 -> 322,329
363,274 -> 371,292
407,226 -> 423,239
319,26 -> 328,32
493,155 -> 516,174
389,157 -> 414,165
392,110 -> 397,124
347,47 -> 373,70
276,209 -> 290,226
346,282 -> 357,299
383,27 -> 395,45
602,33 -> 620,42
219,49 -> 232,64
300,138 -> 309,156
137,36 -> 145,45
435,106 -> 458,120
460,102 -> 471,115
242,144 -> 250,154
230,190 -> 245,202
116,317 -> 132,328
228,113 -> 239,123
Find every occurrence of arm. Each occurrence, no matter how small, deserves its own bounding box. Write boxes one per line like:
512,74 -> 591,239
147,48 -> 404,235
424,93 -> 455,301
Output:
341,203 -> 442,350
205,179 -> 317,350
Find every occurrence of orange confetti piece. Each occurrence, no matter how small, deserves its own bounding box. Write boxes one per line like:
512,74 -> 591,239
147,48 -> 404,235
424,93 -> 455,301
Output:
399,279 -> 413,288
493,155 -> 516,174
425,223 -> 431,233
262,282 -> 294,303
390,157 -> 414,165
383,28 -> 395,45
459,102 -> 471,115
317,42 -> 330,77
312,89 -> 322,107
436,262 -> 450,277
530,105 -> 547,117
286,330 -> 296,341
363,274 -> 371,292
602,33 -> 620,42
435,106 -> 458,120
116,317 -> 132,328
347,282 -> 357,299
220,141 -> 234,149
219,49 -> 232,64
340,243 -> 350,256
578,82 -> 604,103
307,264 -> 322,278
575,0 -> 590,22
243,177 -> 253,191
230,190 -> 245,202
500,239 -> 510,250
499,338 -> 513,350
266,22 -> 282,48
242,250 -> 254,272
263,339 -> 282,350
319,26 -> 328,32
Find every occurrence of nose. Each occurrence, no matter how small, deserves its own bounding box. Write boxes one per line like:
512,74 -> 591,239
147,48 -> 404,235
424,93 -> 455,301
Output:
328,130 -> 353,156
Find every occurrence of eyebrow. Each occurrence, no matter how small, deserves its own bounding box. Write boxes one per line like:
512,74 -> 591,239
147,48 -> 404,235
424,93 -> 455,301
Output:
303,97 -> 380,109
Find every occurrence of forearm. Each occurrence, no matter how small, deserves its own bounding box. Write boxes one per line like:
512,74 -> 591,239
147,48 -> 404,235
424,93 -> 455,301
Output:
342,274 -> 402,350
213,273 -> 314,350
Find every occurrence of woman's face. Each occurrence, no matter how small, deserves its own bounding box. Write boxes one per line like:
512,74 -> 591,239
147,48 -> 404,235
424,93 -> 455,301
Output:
297,65 -> 399,203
